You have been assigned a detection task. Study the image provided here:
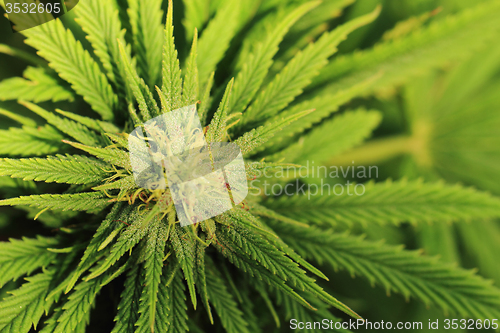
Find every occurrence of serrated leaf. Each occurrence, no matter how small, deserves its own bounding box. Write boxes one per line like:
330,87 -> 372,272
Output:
0,125 -> 66,157
0,192 -> 110,213
23,19 -> 117,120
310,1 -> 500,96
85,208 -> 151,281
205,257 -> 249,333
0,155 -> 107,185
128,0 -> 163,88
0,236 -> 58,288
206,79 -> 234,143
0,67 -> 73,103
19,101 -> 100,146
240,6 -> 380,128
118,41 -> 160,121
0,271 -> 55,333
229,1 -> 320,115
111,265 -> 142,333
279,224 -> 500,319
235,109 -> 313,156
165,270 -> 189,333
271,109 -> 382,164
161,0 -> 183,112
170,225 -> 197,309
74,0 -> 129,98
266,179 -> 500,227
197,0 -> 240,89
135,221 -> 168,333
63,140 -> 131,170
182,30 -> 199,106
55,109 -> 120,133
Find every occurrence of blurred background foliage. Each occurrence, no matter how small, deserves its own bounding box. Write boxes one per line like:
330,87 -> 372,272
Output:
0,0 -> 499,331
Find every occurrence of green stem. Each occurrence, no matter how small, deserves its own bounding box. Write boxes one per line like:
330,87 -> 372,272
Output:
329,135 -> 415,166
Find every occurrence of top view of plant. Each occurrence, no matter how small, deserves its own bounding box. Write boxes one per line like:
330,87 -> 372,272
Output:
0,0 -> 499,332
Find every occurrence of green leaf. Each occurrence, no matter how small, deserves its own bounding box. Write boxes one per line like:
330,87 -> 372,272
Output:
92,176 -> 136,192
63,140 -> 131,170
0,192 -> 110,213
272,287 -> 346,333
266,179 -> 500,227
0,271 -> 55,333
0,154 -> 107,185
310,0 -> 500,96
194,239 -> 213,324
279,225 -> 500,319
65,204 -> 128,294
19,101 -> 100,146
74,0 -> 129,98
118,41 -> 160,121
198,71 -> 215,124
197,0 -> 240,88
23,19 -> 117,120
240,206 -> 328,280
161,0 -> 183,111
215,215 -> 359,318
85,208 -> 152,280
135,221 -> 168,333
127,0 -> 163,87
206,79 -> 234,143
285,0 -> 354,50
235,109 -> 313,156
229,1 -> 320,115
0,125 -> 66,157
261,74 -> 379,153
213,227 -> 313,311
182,30 -> 199,106
0,236 -> 58,288
272,109 -> 382,164
166,270 -> 189,333
170,225 -> 197,309
55,109 -> 120,134
205,257 -> 249,333
240,6 -> 380,127
51,268 -> 115,333
0,43 -> 47,67
0,67 -> 73,103
111,265 -> 142,333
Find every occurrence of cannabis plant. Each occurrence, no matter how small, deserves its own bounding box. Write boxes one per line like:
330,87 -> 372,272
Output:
0,0 -> 500,332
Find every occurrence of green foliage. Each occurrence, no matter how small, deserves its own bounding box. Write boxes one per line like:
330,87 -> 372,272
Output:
0,270 -> 55,333
127,0 -> 164,88
266,179 -> 500,226
278,224 -> 500,318
0,192 -> 110,212
22,19 -> 117,120
271,109 -> 382,164
0,236 -> 58,288
229,2 -> 320,116
0,67 -> 73,103
0,125 -> 66,156
205,258 -> 249,333
0,154 -> 107,184
0,0 -> 499,332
